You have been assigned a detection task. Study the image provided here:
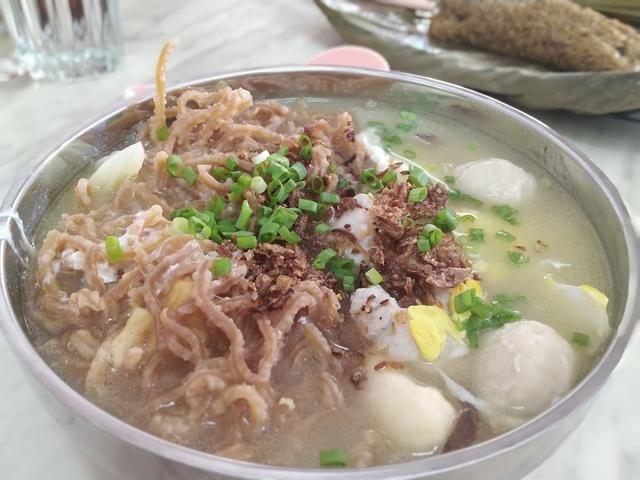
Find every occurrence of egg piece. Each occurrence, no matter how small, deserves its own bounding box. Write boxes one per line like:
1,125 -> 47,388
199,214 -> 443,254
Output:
545,280 -> 610,354
331,193 -> 374,264
349,286 -> 419,362
407,305 -> 463,362
454,158 -> 536,205
362,366 -> 456,453
472,320 -> 578,420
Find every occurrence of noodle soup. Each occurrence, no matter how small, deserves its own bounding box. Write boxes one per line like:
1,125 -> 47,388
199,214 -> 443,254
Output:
25,55 -> 612,469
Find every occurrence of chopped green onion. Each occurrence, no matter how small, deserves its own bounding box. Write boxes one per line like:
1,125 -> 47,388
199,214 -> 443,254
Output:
227,183 -> 245,203
254,161 -> 269,177
171,217 -> 190,234
283,178 -> 298,194
454,289 -> 475,313
420,224 -> 443,249
408,166 -> 430,187
278,146 -> 289,156
507,250 -> 529,265
417,238 -> 431,253
300,144 -> 313,161
461,193 -> 483,207
270,206 -> 298,229
399,110 -> 417,122
342,275 -> 356,294
471,297 -> 493,317
494,293 -> 527,307
211,257 -> 232,277
459,213 -> 476,223
218,218 -> 237,233
337,177 -> 348,190
492,204 -> 519,225
327,162 -> 337,174
298,198 -> 319,214
315,223 -> 331,234
310,175 -> 324,193
313,248 -> 337,270
495,230 -> 517,243
237,174 -> 252,189
167,155 -> 182,177
468,228 -> 485,242
225,156 -> 239,170
365,267 -> 383,285
267,161 -> 290,180
319,448 -> 347,468
381,170 -> 397,186
235,200 -> 253,230
268,152 -> 290,167
236,235 -> 257,250
448,189 -> 461,201
444,175 -> 455,184
250,176 -> 267,194
105,236 -> 123,262
155,126 -> 169,141
290,162 -> 307,181
208,195 -> 225,216
408,186 -> 428,203
361,168 -> 382,190
279,225 -> 301,244
299,133 -> 312,146
319,192 -> 340,205
433,208 -> 458,232
367,120 -> 384,127
211,166 -> 229,182
403,148 -> 416,159
395,122 -> 413,132
571,332 -> 590,347
258,221 -> 279,243
383,134 -> 402,145
182,167 -> 197,186
267,179 -> 287,203
171,207 -> 199,220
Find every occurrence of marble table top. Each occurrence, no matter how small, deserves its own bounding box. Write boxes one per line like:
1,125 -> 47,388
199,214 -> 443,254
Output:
0,1 -> 638,479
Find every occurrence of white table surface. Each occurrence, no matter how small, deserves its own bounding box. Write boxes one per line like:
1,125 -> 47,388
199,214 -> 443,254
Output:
1,1 -> 639,479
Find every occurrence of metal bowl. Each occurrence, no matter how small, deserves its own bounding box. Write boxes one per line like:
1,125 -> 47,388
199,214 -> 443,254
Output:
0,67 -> 637,480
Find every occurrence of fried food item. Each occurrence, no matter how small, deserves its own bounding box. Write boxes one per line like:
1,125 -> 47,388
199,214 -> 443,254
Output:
429,0 -> 640,71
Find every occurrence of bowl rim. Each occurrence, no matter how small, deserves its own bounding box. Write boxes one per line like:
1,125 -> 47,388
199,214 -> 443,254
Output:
1,66 -> 638,479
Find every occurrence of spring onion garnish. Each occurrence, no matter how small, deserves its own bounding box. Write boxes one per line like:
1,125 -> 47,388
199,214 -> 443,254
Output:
211,257 -> 232,277
269,206 -> 298,228
468,228 -> 485,242
399,110 -> 417,122
395,122 -> 412,132
444,175 -> 455,184
408,166 -> 430,187
278,225 -> 301,244
104,236 -> 123,262
228,183 -> 245,203
283,178 -> 298,194
310,175 -> 324,193
211,166 -> 229,182
313,248 -> 337,270
257,221 -> 279,243
507,250 -> 529,265
278,146 -> 289,156
171,217 -> 190,234
166,155 -> 182,177
495,230 -> 517,242
300,144 -> 313,161
342,275 -> 356,293
416,238 -> 431,253
236,174 -> 251,189
208,195 -> 225,216
361,168 -> 382,190
492,204 -> 519,225
337,177 -> 349,190
267,179 -> 286,203
155,126 -> 169,141
571,332 -> 590,347
319,448 -> 347,468
236,235 -> 257,250
384,133 -> 402,145
494,293 -> 527,307
235,200 -> 253,230
298,198 -> 319,214
403,148 -> 416,159
249,176 -> 267,194
417,224 -> 442,253
182,167 -> 197,186
225,156 -> 239,170
367,120 -> 384,127
408,186 -> 427,203
290,162 -> 307,181
319,191 -> 340,205
433,208 -> 458,232
268,152 -> 290,167
315,223 -> 331,234
252,149 -> 270,165
380,169 -> 397,186
365,267 -> 384,285
454,289 -> 475,313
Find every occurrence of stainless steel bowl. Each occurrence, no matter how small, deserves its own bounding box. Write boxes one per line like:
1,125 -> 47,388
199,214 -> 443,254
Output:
0,67 -> 638,480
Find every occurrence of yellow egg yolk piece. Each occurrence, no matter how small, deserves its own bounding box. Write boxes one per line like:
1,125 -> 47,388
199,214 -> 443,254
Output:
579,285 -> 609,309
408,305 -> 461,362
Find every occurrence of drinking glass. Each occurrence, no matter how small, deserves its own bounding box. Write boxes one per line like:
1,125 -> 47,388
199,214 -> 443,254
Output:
0,0 -> 123,81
